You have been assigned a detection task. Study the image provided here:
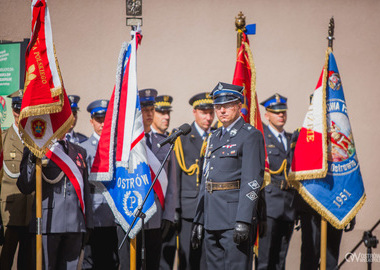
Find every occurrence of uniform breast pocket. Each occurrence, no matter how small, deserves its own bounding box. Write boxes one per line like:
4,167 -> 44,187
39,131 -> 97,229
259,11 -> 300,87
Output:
219,149 -> 239,172
267,147 -> 280,156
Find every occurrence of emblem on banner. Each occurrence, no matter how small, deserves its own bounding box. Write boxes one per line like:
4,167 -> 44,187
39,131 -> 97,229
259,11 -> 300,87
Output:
0,96 -> 7,125
31,118 -> 46,139
123,190 -> 143,217
24,64 -> 37,88
328,72 -> 341,91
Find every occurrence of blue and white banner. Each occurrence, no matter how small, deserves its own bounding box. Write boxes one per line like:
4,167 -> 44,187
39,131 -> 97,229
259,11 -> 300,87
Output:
295,49 -> 366,229
93,27 -> 156,238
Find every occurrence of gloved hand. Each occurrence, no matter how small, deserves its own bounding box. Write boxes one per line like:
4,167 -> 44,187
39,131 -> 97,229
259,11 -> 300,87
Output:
28,151 -> 37,164
344,217 -> 356,232
259,220 -> 267,238
161,219 -> 173,240
233,222 -> 250,244
191,223 -> 203,249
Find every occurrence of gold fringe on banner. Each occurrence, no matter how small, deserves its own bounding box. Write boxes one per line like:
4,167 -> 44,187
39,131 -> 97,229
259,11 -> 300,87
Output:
287,48 -> 330,181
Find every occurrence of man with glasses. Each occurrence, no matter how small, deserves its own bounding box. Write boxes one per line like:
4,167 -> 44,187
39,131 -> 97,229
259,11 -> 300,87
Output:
192,82 -> 265,269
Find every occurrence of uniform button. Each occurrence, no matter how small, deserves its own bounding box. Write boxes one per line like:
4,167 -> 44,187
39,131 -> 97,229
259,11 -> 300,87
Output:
210,167 -> 213,170
212,155 -> 215,158
11,164 -> 15,167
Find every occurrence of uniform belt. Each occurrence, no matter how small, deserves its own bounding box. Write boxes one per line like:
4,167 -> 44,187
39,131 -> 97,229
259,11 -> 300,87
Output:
270,179 -> 289,190
205,180 -> 240,193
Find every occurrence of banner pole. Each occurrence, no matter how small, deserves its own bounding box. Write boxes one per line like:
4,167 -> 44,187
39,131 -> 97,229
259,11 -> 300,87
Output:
235,11 -> 246,54
320,217 -> 327,270
36,158 -> 43,270
130,237 -> 136,270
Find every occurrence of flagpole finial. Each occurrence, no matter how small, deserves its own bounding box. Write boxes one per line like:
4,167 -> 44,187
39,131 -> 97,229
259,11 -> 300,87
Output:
327,17 -> 335,49
235,12 -> 246,50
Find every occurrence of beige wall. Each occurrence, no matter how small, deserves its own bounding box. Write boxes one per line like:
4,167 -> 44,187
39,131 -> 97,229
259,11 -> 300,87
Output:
1,0 -> 380,268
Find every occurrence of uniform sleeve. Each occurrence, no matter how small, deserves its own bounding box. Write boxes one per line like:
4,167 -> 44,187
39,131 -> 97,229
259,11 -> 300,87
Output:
16,147 -> 36,195
162,151 -> 177,222
193,173 -> 205,225
80,148 -> 94,229
236,130 -> 265,224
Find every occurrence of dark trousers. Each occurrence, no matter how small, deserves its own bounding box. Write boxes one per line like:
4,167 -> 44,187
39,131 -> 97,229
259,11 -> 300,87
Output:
42,233 -> 82,270
256,217 -> 294,270
0,225 -> 34,270
160,223 -> 177,270
177,218 -> 206,270
117,225 -> 162,270
82,226 -> 119,270
299,209 -> 343,270
204,228 -> 253,270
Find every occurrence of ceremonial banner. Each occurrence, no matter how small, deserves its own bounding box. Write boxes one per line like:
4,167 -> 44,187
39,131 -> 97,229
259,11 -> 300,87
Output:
19,0 -> 73,158
90,28 -> 156,237
232,30 -> 270,185
289,48 -> 366,228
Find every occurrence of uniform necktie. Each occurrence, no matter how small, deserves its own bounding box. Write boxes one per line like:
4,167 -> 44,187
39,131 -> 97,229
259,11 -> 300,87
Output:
278,134 -> 286,151
145,133 -> 152,149
66,133 -> 71,143
202,132 -> 208,141
220,128 -> 227,140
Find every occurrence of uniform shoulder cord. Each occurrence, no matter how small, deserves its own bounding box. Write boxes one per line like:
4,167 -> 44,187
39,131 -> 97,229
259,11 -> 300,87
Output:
268,159 -> 288,181
173,137 -> 200,187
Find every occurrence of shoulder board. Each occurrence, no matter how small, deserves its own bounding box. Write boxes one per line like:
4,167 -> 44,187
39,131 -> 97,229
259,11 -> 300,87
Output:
242,123 -> 256,132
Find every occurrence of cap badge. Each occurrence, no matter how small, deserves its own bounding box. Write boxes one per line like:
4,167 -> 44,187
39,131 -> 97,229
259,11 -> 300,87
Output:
146,89 -> 151,96
275,94 -> 280,103
206,93 -> 211,99
164,96 -> 169,102
218,83 -> 223,90
101,100 -> 107,107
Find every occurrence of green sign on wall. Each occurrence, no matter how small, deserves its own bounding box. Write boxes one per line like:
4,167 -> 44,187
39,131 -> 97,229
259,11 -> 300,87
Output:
0,40 -> 28,129
0,43 -> 21,96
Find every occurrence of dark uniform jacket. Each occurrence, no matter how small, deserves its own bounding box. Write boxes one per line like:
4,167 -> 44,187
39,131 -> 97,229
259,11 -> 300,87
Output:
176,122 -> 204,220
81,133 -> 116,227
145,132 -> 177,229
194,117 -> 265,230
263,124 -> 296,222
17,142 -> 93,233
1,126 -> 33,227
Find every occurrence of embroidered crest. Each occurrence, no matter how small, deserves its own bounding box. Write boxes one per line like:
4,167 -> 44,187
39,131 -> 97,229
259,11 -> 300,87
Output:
31,118 -> 46,139
246,191 -> 258,201
328,72 -> 341,91
123,190 -> 143,217
248,180 -> 260,190
230,128 -> 237,136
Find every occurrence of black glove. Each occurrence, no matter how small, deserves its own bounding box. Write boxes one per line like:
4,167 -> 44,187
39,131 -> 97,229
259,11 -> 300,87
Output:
28,150 -> 37,164
344,217 -> 356,232
191,223 -> 203,249
161,219 -> 173,240
259,220 -> 267,238
233,222 -> 250,244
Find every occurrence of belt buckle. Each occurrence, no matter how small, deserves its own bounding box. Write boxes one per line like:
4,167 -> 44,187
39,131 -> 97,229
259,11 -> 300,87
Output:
206,181 -> 213,193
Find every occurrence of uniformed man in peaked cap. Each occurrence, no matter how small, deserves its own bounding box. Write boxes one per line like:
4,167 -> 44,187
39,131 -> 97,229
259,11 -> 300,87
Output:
256,93 -> 296,270
0,90 -> 34,269
80,99 -> 119,269
152,95 -> 173,135
66,95 -> 88,144
168,92 -> 214,270
192,82 -> 265,269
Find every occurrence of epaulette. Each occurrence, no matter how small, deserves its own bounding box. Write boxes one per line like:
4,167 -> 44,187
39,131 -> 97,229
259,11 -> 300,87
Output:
242,123 -> 256,132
